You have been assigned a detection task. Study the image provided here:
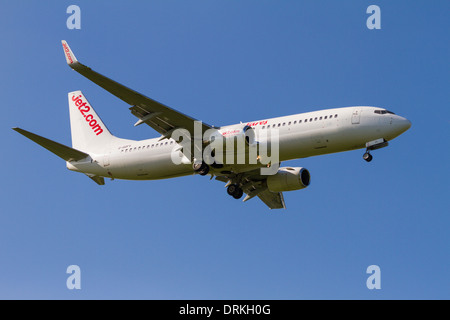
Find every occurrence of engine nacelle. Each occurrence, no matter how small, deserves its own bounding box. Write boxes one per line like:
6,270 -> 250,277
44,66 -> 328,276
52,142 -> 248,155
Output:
266,167 -> 311,192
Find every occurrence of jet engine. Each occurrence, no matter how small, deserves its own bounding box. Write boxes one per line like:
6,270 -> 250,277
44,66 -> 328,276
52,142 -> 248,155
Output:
266,167 -> 311,192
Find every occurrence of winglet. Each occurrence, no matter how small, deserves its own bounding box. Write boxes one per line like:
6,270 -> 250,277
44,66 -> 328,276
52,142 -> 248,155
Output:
61,40 -> 78,66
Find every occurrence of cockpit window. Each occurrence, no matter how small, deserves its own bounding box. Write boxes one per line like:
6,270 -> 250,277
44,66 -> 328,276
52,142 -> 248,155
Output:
374,109 -> 396,115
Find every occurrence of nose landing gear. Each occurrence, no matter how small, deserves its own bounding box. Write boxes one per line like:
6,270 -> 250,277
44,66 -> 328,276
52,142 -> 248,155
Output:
363,151 -> 373,162
363,138 -> 389,162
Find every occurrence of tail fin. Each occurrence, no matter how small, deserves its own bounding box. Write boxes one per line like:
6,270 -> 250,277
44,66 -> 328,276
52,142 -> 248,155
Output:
68,90 -> 114,153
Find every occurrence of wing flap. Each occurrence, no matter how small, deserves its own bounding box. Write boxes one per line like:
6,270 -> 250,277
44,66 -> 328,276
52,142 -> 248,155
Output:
216,170 -> 286,209
257,190 -> 286,209
85,174 -> 105,185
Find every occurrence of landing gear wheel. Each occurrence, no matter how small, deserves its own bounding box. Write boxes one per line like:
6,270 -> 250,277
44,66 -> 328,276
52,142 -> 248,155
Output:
227,184 -> 243,199
363,152 -> 373,162
233,188 -> 244,199
193,162 -> 210,176
227,184 -> 238,196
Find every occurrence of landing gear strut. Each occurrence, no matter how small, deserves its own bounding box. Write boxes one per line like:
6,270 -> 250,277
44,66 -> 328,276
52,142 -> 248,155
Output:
363,138 -> 389,163
193,161 -> 210,176
227,184 -> 244,199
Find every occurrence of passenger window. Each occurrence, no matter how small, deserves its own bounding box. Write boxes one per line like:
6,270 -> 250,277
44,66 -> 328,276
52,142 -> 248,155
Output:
293,121 -> 297,124
262,126 -> 265,129
299,120 -> 302,123
272,124 -> 276,128
278,123 -> 281,127
324,116 -> 327,119
314,117 -> 317,121
310,118 -> 313,122
319,116 -> 322,120
335,114 -> 338,118
282,123 -> 286,126
288,121 -> 291,125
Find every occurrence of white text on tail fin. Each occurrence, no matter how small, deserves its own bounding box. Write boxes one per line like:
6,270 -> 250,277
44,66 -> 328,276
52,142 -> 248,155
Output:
68,90 -> 113,153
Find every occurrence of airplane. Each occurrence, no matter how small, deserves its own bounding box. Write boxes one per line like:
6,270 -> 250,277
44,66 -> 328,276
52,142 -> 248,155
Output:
13,40 -> 411,209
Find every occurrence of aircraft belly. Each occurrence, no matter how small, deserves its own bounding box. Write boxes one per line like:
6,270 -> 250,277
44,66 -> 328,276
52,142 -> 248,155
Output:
278,124 -> 372,160
109,151 -> 192,180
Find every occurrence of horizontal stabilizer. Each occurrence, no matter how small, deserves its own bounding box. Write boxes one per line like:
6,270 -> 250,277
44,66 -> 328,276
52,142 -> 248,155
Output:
13,127 -> 89,162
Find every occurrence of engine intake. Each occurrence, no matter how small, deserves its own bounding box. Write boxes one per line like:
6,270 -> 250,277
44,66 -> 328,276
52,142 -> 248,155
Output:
266,167 -> 310,192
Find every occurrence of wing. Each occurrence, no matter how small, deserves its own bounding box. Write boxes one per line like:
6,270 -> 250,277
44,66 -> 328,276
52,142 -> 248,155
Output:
216,169 -> 286,209
61,40 -> 213,137
256,189 -> 285,209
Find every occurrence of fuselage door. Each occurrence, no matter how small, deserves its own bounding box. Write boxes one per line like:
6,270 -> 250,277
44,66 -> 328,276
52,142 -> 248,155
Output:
351,109 -> 361,124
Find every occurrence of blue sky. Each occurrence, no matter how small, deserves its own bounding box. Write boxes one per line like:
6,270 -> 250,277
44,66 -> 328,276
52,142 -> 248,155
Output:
0,1 -> 449,299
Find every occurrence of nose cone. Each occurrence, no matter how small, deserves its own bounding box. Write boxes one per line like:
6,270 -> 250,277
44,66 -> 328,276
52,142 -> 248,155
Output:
398,117 -> 412,132
392,116 -> 412,137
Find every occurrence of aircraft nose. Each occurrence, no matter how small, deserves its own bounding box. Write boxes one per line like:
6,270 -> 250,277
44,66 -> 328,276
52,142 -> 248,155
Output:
400,117 -> 411,131
394,116 -> 412,134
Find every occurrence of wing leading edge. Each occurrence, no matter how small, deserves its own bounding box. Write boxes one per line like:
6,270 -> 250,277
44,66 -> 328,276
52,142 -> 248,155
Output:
61,40 -> 213,138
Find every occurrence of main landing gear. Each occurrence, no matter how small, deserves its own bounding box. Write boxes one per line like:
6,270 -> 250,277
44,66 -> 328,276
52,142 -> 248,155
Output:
193,161 -> 244,199
193,161 -> 209,176
227,183 -> 244,199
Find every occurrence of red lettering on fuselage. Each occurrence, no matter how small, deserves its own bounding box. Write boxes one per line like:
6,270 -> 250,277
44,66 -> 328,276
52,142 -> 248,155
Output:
246,120 -> 268,127
221,129 -> 240,136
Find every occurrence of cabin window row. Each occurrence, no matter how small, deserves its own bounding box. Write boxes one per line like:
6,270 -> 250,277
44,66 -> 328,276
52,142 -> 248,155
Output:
261,114 -> 338,129
120,140 -> 174,152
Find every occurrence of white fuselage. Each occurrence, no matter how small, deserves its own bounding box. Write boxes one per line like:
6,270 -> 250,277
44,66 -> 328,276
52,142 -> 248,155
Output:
67,106 -> 411,180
